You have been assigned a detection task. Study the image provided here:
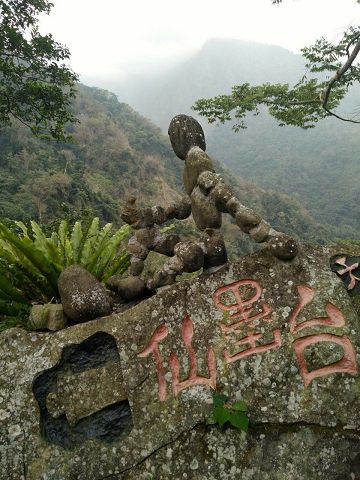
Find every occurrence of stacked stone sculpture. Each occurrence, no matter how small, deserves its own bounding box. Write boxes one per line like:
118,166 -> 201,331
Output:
113,114 -> 298,299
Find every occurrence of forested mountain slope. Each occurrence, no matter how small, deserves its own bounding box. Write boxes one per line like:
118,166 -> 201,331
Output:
0,85 -> 183,223
0,84 -> 329,255
117,38 -> 360,240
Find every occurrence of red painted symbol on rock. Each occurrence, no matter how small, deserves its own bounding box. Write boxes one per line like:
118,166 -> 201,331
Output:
138,324 -> 169,401
213,279 -> 281,364
138,315 -> 216,401
213,280 -> 272,332
289,285 -> 345,334
290,285 -> 358,387
335,257 -> 360,290
169,315 -> 217,397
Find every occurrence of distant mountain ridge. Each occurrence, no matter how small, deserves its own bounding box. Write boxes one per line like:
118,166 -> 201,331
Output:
118,38 -> 305,130
115,38 -> 360,240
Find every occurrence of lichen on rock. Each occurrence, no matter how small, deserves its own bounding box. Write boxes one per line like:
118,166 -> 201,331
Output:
1,245 -> 360,479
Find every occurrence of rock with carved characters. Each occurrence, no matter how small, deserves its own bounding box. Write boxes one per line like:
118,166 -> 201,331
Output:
1,244 -> 360,479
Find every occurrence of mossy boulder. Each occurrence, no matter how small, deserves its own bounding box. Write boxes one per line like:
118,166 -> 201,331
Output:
58,265 -> 112,323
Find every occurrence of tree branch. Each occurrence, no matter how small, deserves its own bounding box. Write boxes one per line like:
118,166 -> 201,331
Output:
323,106 -> 360,124
322,39 -> 360,109
345,33 -> 360,59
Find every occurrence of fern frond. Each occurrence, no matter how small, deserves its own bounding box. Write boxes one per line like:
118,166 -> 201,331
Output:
80,217 -> 100,264
0,223 -> 59,297
0,272 -> 29,304
71,221 -> 83,263
102,251 -> 131,281
14,221 -> 29,238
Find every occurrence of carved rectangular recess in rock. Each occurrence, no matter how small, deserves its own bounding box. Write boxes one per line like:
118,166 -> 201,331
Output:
1,245 -> 360,480
32,332 -> 132,448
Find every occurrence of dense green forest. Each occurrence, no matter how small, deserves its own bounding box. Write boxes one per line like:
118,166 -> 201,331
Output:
0,84 -> 329,257
0,85 -> 183,224
118,38 -> 360,240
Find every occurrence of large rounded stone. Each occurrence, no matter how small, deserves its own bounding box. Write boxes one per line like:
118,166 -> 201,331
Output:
268,233 -> 298,260
197,171 -> 218,193
173,197 -> 191,220
213,182 -> 234,212
58,265 -> 112,323
173,241 -> 204,272
135,227 -> 156,249
153,233 -> 180,256
107,274 -> 146,301
235,206 -> 261,233
127,237 -> 149,260
168,114 -> 206,160
2,244 -> 360,480
200,229 -> 228,269
249,220 -> 271,243
120,196 -> 142,227
191,185 -> 222,231
183,149 -> 214,195
29,304 -> 68,331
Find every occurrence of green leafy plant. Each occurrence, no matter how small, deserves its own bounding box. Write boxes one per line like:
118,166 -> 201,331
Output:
0,218 -> 130,328
212,394 -> 249,432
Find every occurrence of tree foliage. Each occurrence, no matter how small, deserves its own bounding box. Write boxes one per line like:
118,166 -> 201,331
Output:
0,0 -> 78,140
193,2 -> 360,130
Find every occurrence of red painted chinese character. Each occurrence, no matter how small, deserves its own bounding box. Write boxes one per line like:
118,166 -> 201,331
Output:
138,324 -> 169,401
213,279 -> 281,364
169,315 -> 216,397
138,316 -> 216,401
335,257 -> 360,290
289,285 -> 345,334
223,326 -> 281,364
213,279 -> 272,332
290,285 -> 357,387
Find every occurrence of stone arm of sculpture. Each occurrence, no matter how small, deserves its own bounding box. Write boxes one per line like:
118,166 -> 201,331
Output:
168,114 -> 298,261
107,195 -> 191,300
196,170 -> 298,261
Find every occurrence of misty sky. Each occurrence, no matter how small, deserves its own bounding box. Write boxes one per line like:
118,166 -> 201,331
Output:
39,0 -> 360,83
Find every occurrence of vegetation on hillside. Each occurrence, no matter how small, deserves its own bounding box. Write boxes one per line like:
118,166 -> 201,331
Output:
0,85 -> 183,224
0,84 -> 329,253
118,39 -> 360,240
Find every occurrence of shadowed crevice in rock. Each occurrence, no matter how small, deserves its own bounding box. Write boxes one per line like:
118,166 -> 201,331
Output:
32,332 -> 133,449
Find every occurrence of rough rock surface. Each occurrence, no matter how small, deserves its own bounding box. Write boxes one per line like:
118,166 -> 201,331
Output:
29,304 -> 68,331
168,114 -> 206,161
1,244 -> 360,479
107,274 -> 147,301
58,264 -> 112,322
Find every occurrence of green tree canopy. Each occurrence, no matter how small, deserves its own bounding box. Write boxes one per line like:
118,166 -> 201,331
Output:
0,0 -> 78,140
193,1 -> 360,130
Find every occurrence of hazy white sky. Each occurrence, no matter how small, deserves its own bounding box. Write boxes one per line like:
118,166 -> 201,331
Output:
39,0 -> 360,82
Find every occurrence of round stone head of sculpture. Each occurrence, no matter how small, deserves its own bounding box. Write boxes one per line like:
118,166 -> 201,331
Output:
168,114 -> 206,160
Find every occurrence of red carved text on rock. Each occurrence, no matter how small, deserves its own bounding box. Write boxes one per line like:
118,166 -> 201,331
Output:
335,257 -> 360,291
169,315 -> 216,397
213,279 -> 281,364
290,284 -> 357,387
138,315 -> 216,401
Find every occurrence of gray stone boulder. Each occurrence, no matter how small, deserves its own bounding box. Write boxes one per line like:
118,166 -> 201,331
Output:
106,274 -> 147,301
29,304 -> 68,331
168,114 -> 206,160
58,265 -> 112,323
1,244 -> 360,479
